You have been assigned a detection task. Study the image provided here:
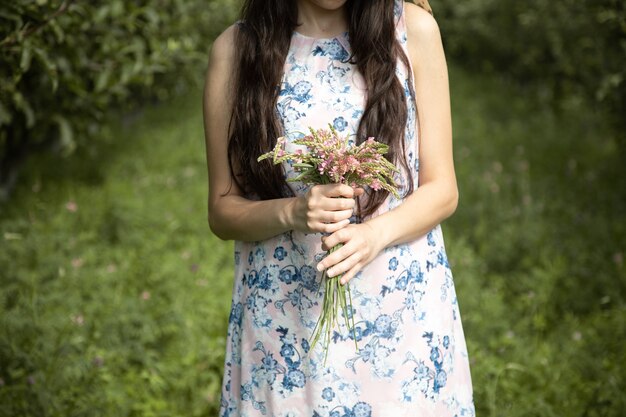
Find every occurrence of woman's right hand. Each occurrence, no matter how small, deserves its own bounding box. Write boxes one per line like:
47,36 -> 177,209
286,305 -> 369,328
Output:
288,184 -> 365,234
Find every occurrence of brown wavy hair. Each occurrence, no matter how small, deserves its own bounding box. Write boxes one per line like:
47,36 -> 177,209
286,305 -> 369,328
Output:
226,0 -> 423,219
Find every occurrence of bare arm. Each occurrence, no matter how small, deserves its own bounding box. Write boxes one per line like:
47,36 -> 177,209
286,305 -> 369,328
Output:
203,25 -> 359,242
317,4 -> 458,282
364,3 -> 458,248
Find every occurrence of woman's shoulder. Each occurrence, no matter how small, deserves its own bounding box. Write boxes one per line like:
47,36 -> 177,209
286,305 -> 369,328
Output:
205,23 -> 240,107
403,2 -> 440,43
209,23 -> 239,65
402,1 -> 444,68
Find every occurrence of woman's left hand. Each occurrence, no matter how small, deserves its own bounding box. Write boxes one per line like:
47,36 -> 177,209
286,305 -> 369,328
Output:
317,222 -> 385,285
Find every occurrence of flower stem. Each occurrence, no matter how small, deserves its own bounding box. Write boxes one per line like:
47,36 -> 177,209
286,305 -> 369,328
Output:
309,242 -> 359,365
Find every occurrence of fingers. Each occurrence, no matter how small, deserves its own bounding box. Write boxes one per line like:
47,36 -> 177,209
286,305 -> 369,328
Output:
317,239 -> 362,284
317,223 -> 377,285
326,252 -> 361,280
302,184 -> 365,234
313,218 -> 351,234
315,184 -> 365,199
308,185 -> 354,211
338,262 -> 361,285
321,183 -> 357,198
306,207 -> 352,233
317,195 -> 355,213
319,208 -> 354,223
320,227 -> 349,251
317,231 -> 353,269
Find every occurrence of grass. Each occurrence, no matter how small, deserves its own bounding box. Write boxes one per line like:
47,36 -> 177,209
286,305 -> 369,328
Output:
0,94 -> 232,416
445,67 -> 626,416
0,64 -> 624,416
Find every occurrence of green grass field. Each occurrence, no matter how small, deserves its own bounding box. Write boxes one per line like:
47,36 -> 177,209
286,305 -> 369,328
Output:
1,65 -> 624,416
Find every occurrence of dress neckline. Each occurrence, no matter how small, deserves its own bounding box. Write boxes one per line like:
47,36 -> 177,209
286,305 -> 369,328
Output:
292,30 -> 349,42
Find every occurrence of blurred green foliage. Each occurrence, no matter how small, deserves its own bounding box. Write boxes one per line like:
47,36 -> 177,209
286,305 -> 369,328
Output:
445,64 -> 626,416
0,0 -> 238,198
435,0 -> 626,150
1,64 -> 624,416
0,94 -> 233,416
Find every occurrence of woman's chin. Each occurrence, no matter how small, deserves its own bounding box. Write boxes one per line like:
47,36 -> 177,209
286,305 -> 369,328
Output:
299,0 -> 349,12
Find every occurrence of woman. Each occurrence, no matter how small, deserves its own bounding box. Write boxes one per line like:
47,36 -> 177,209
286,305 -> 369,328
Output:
203,0 -> 476,415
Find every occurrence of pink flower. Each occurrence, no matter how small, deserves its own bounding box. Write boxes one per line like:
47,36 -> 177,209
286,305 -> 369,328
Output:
71,314 -> 85,326
65,201 -> 78,212
261,126 -> 399,198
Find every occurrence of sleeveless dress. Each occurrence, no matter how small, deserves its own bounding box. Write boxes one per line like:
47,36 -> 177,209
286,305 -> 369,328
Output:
219,2 -> 476,416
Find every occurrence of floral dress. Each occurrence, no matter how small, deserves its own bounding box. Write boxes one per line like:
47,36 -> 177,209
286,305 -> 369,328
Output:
219,1 -> 476,416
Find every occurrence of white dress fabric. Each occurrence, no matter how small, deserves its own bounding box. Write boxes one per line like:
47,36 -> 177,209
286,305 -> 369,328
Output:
219,1 -> 476,416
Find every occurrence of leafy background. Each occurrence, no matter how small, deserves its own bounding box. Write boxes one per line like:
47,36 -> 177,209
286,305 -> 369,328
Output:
0,0 -> 624,416
0,0 -> 238,198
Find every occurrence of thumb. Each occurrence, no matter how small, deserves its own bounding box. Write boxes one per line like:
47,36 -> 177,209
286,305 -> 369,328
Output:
353,187 -> 365,197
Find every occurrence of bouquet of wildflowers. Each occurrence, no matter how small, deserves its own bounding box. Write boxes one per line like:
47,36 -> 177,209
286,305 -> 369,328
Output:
257,125 -> 400,362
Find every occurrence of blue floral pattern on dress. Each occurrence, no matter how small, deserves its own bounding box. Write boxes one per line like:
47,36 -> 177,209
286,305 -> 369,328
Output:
312,38 -> 350,62
219,1 -> 475,415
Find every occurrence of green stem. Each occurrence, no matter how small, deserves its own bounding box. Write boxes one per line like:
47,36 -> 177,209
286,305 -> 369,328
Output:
347,283 -> 359,352
309,240 -> 359,364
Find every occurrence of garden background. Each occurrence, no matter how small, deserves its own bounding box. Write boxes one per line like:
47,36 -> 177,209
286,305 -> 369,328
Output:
1,0 -> 625,416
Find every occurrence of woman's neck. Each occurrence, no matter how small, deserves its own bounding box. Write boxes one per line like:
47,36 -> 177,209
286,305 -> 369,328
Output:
295,0 -> 349,38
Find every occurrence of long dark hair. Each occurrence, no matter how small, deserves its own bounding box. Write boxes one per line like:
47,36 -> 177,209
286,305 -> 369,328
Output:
226,0 -> 417,219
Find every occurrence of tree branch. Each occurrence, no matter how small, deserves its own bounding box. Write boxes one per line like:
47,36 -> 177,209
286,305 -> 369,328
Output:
0,0 -> 76,48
